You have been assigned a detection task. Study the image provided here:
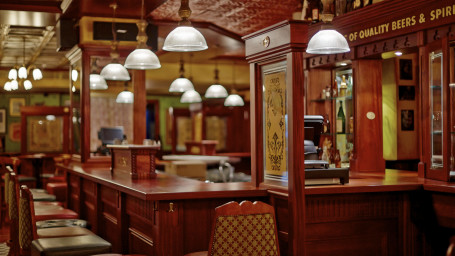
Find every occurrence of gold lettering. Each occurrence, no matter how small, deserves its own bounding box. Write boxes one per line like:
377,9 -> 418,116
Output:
384,23 -> 389,32
359,30 -> 365,39
431,10 -> 435,20
374,26 -> 378,35
406,17 -> 411,27
411,16 -> 416,26
436,9 -> 442,19
392,21 -> 397,30
446,6 -> 452,16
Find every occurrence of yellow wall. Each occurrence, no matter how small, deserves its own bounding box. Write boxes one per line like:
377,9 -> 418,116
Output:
382,58 -> 397,160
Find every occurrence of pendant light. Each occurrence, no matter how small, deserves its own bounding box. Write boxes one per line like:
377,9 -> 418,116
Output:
306,0 -> 350,54
162,0 -> 208,52
205,63 -> 228,98
224,64 -> 244,107
90,59 -> 108,90
124,0 -> 161,69
169,57 -> 194,92
180,89 -> 202,103
116,82 -> 134,103
100,2 -> 131,81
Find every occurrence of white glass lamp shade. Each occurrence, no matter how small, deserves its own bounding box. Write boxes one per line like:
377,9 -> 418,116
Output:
163,26 -> 208,52
180,90 -> 202,103
33,68 -> 43,80
4,81 -> 12,91
71,70 -> 78,82
100,63 -> 131,81
10,80 -> 19,90
169,77 -> 194,92
205,84 -> 228,98
224,94 -> 244,106
116,90 -> 134,103
124,49 -> 161,70
8,68 -> 17,80
89,74 -> 108,90
18,66 -> 27,79
306,29 -> 350,54
24,80 -> 33,90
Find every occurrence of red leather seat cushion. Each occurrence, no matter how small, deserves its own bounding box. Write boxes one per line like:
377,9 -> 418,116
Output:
37,226 -> 94,238
34,204 -> 64,211
46,182 -> 67,202
31,235 -> 111,255
34,208 -> 79,221
48,176 -> 65,183
34,201 -> 62,207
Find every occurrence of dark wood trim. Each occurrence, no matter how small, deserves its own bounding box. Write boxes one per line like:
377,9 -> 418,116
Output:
133,70 -> 146,145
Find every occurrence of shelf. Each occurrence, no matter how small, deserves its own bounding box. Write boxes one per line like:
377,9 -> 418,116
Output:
310,98 -> 332,103
432,130 -> 442,135
430,85 -> 442,89
334,95 -> 352,100
310,95 -> 352,102
335,133 -> 353,136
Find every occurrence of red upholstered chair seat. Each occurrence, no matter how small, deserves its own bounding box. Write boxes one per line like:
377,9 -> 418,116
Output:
46,182 -> 67,202
36,226 -> 94,238
33,208 -> 79,221
34,201 -> 62,207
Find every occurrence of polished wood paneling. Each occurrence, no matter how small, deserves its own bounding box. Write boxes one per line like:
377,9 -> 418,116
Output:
350,59 -> 385,172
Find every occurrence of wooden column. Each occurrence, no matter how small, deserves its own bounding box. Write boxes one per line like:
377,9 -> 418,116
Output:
133,70 -> 146,144
350,59 -> 385,172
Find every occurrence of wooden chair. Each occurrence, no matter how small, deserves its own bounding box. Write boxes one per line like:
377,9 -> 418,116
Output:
19,185 -> 109,256
185,201 -> 280,256
448,236 -> 455,256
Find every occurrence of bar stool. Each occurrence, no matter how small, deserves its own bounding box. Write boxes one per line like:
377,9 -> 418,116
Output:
19,185 -> 111,256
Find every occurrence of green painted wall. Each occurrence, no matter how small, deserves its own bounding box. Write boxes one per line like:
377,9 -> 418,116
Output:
147,95 -> 189,151
0,93 -> 69,152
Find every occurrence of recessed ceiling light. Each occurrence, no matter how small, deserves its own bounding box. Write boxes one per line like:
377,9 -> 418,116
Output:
394,51 -> 403,56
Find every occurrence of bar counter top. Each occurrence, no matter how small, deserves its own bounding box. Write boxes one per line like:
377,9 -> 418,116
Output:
59,163 -> 455,200
58,163 -> 268,201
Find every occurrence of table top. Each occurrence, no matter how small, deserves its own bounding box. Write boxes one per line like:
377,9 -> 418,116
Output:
162,155 -> 230,164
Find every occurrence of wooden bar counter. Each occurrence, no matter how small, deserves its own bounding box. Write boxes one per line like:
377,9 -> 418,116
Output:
59,163 -> 455,255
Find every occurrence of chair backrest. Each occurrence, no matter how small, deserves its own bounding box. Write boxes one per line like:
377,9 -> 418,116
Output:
208,201 -> 280,256
8,169 -> 20,256
4,170 -> 10,206
19,185 -> 37,255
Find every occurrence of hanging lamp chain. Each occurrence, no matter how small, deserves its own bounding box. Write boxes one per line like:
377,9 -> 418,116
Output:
136,0 -> 148,48
109,2 -> 120,61
214,67 -> 219,84
231,62 -> 237,94
179,57 -> 185,78
178,0 -> 192,26
23,36 -> 25,67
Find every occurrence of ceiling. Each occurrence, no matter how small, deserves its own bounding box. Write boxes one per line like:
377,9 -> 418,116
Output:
0,0 -> 300,94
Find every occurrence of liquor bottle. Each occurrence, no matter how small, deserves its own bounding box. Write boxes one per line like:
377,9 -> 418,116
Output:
323,114 -> 330,134
336,101 -> 345,133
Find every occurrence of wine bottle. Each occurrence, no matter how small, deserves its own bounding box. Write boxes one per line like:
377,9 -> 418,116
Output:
336,101 -> 345,133
312,0 -> 319,23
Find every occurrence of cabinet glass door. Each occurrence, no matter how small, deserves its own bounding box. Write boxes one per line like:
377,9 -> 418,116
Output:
334,69 -> 354,167
430,51 -> 443,170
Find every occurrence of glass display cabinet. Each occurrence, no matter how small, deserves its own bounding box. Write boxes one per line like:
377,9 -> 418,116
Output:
423,37 -> 454,181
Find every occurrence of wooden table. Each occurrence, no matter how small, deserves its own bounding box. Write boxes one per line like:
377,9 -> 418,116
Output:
19,154 -> 56,188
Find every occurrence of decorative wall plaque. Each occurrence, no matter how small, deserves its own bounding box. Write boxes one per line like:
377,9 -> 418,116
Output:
264,71 -> 287,177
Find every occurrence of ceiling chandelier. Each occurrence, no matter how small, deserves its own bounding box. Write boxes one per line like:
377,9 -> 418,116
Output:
100,2 -> 131,81
224,64 -> 244,107
162,0 -> 208,52
169,57 -> 194,92
90,59 -> 108,90
205,64 -> 228,98
124,0 -> 161,70
306,0 -> 350,54
4,37 -> 42,91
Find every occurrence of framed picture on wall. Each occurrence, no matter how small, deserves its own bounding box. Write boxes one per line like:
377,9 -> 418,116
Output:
0,109 -> 6,133
398,86 -> 415,101
9,98 -> 26,117
396,55 -> 416,85
401,109 -> 414,131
